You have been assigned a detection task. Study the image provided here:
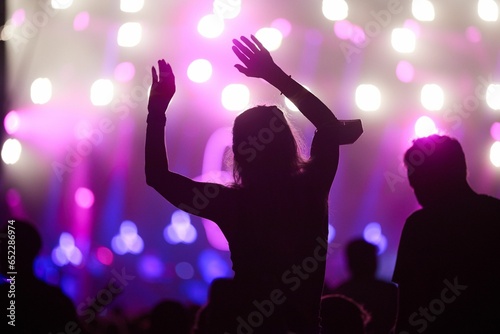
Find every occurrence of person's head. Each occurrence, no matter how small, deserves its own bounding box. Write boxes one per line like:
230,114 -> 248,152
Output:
232,105 -> 304,187
149,300 -> 189,334
346,239 -> 377,279
404,135 -> 469,207
0,219 -> 41,276
320,294 -> 370,334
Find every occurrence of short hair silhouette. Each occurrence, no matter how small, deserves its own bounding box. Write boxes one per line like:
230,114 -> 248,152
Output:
149,299 -> 189,334
346,238 -> 377,278
404,135 -> 468,207
232,105 -> 304,187
320,294 -> 369,334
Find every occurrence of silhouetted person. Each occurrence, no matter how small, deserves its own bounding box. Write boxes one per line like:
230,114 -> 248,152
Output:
0,219 -> 84,333
330,239 -> 397,334
193,278 -> 235,334
149,299 -> 190,334
392,135 -> 500,333
320,294 -> 369,334
145,35 -> 362,333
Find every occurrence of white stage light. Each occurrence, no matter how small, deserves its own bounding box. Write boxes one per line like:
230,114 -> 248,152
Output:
355,84 -> 381,112
322,0 -> 349,21
391,28 -> 416,53
31,78 -> 52,105
91,79 -> 114,106
421,84 -> 444,111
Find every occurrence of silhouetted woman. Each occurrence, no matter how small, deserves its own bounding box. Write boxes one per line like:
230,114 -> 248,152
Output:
145,35 -> 361,333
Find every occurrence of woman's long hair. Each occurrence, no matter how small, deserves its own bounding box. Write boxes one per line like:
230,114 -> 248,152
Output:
231,105 -> 305,187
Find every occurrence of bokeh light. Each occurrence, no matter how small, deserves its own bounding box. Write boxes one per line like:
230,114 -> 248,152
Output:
11,8 -> 25,26
478,0 -> 499,21
355,84 -> 381,112
96,247 -> 114,265
52,0 -> 73,9
363,222 -> 388,254
421,84 -> 444,111
396,60 -> 415,83
328,225 -> 336,243
176,262 -> 195,280
1,138 -> 22,165
255,27 -> 283,51
117,22 -> 142,47
74,187 -> 95,209
271,18 -> 292,37
4,110 -> 20,135
465,26 -> 482,43
164,210 -> 198,244
73,12 -> 90,31
91,79 -> 114,106
187,59 -> 213,83
120,0 -> 145,13
490,142 -> 500,167
490,122 -> 500,140
333,20 -> 353,40
112,221 -> 144,255
51,232 -> 83,267
198,14 -> 224,38
31,78 -> 52,105
221,84 -> 250,111
412,0 -> 435,21
486,84 -> 500,110
138,255 -> 164,280
198,249 -> 231,284
114,62 -> 136,83
322,0 -> 349,21
415,115 -> 438,138
391,28 -> 416,53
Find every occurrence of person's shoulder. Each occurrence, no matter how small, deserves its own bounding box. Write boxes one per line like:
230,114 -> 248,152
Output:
405,208 -> 428,226
477,193 -> 500,207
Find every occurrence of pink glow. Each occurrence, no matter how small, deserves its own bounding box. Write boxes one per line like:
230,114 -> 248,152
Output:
404,19 -> 421,37
6,188 -> 21,207
114,62 -> 136,82
465,26 -> 482,43
396,60 -> 415,83
96,247 -> 113,265
73,12 -> 90,31
350,25 -> 366,46
11,9 -> 25,26
74,187 -> 94,209
333,20 -> 353,40
271,18 -> 292,37
4,110 -> 20,134
491,122 -> 500,141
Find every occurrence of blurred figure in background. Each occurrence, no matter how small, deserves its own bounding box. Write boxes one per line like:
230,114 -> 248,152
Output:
320,293 -> 370,334
329,238 -> 397,334
0,219 -> 84,333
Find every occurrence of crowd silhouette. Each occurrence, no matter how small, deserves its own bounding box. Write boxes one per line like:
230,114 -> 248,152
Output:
1,34 -> 499,333
327,238 -> 397,334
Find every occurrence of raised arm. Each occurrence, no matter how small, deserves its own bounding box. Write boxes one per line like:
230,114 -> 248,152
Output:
145,60 -> 229,218
232,35 -> 339,129
145,59 -> 175,188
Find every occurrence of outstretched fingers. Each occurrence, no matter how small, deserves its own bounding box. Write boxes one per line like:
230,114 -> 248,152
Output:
250,34 -> 268,53
240,35 -> 260,53
232,39 -> 255,59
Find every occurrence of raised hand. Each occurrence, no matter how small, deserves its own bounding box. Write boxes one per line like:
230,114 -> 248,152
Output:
148,59 -> 176,114
232,35 -> 279,80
